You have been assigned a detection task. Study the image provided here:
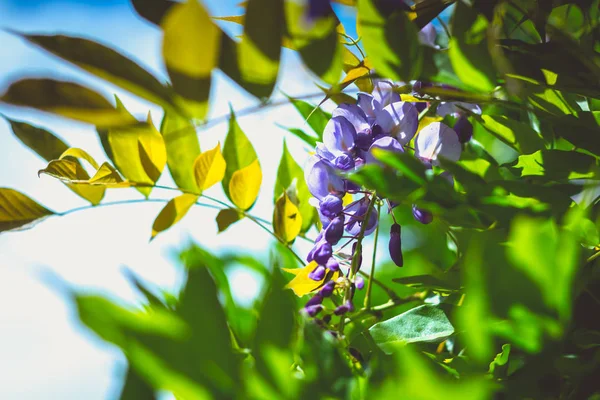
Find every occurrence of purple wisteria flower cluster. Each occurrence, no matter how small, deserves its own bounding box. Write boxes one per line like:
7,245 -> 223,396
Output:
301,80 -> 480,319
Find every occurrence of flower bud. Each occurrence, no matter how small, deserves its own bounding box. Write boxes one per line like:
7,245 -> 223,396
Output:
325,216 -> 344,244
319,280 -> 336,297
333,154 -> 355,171
334,301 -> 354,316
389,223 -> 403,267
325,257 -> 340,272
313,241 -> 333,265
306,294 -> 323,307
308,265 -> 326,281
319,194 -> 343,219
412,205 -> 433,224
305,304 -> 323,317
454,115 -> 473,144
355,275 -> 365,290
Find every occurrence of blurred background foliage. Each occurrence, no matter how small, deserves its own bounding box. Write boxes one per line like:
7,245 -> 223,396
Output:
2,0 -> 600,399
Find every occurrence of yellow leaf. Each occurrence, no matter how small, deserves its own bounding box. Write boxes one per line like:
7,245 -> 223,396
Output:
38,158 -> 105,205
229,159 -> 262,210
340,65 -> 372,92
342,192 -> 354,207
0,188 -> 54,233
273,192 -> 302,243
193,143 -> 226,191
283,261 -> 340,297
88,163 -> 131,187
151,194 -> 198,239
213,15 -> 244,25
60,147 -> 100,169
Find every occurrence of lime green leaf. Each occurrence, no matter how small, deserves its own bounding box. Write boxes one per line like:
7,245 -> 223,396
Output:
283,261 -> 340,297
277,125 -> 318,148
160,111 -> 201,192
151,194 -> 198,239
448,1 -> 496,92
369,305 -> 454,353
216,208 -> 243,233
229,159 -> 262,210
4,117 -> 105,205
488,344 -> 511,379
19,33 -> 177,112
358,0 -> 423,82
287,96 -> 331,138
107,100 -> 167,197
162,0 -> 221,120
273,192 -> 302,243
0,78 -> 134,127
0,188 -> 54,233
60,147 -> 100,169
479,115 -> 545,155
284,2 -> 343,84
193,143 -> 226,191
222,110 -> 259,204
514,150 -> 599,180
275,140 -> 313,232
238,0 -> 284,98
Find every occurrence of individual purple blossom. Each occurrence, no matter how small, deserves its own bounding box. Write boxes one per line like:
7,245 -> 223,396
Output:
374,101 -> 419,145
332,104 -> 371,139
305,304 -> 324,317
345,197 -> 378,236
454,115 -> 473,144
325,257 -> 340,272
319,194 -> 343,219
415,122 -> 462,165
389,223 -> 403,267
309,264 -> 326,281
334,301 -> 354,315
312,241 -> 333,265
412,205 -> 433,224
305,155 -> 345,200
306,294 -> 323,307
357,81 -> 400,120
324,216 -> 344,244
320,280 -> 336,297
323,116 -> 356,156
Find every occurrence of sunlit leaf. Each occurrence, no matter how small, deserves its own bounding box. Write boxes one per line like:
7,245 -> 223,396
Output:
107,99 -> 167,197
60,147 -> 100,170
160,111 -> 201,192
38,158 -> 108,204
478,115 -> 545,154
0,188 -> 54,233
272,192 -> 302,243
39,159 -> 131,188
193,143 -> 226,191
358,0 -> 423,82
283,261 -> 340,296
216,208 -> 243,233
369,305 -> 454,353
238,0 -> 284,98
4,116 -> 104,205
151,194 -> 198,239
222,110 -> 260,207
162,0 -> 221,120
514,149 -> 599,180
0,78 -> 134,127
229,159 -> 262,210
19,33 -> 177,112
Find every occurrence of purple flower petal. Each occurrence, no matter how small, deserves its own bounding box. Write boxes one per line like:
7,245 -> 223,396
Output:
324,216 -> 345,245
319,280 -> 336,297
375,101 -> 418,145
305,304 -> 323,317
366,136 -> 404,164
332,103 -> 370,134
355,275 -> 365,290
323,116 -> 356,156
334,301 -> 354,315
306,294 -> 323,307
454,115 -> 473,144
325,257 -> 340,272
415,122 -> 462,165
412,205 -> 433,224
312,241 -> 333,265
319,194 -> 343,219
308,264 -> 327,281
304,156 -> 345,200
418,22 -> 438,48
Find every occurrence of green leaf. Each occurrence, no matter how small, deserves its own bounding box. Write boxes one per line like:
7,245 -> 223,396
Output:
284,2 -> 343,84
287,96 -> 331,138
369,305 -> 454,353
222,110 -> 260,209
18,33 -> 177,112
162,0 -> 221,120
119,367 -> 156,400
275,140 -> 313,232
358,0 -> 423,82
131,0 -> 176,26
277,125 -> 318,148
151,194 -> 198,239
478,115 -> 545,154
238,0 -> 284,98
0,78 -> 134,127
160,111 -> 201,192
448,1 -> 496,92
488,344 -> 511,379
4,117 -> 105,205
106,99 -> 167,197
216,208 -> 243,233
514,149 -> 599,180
0,188 -> 54,233
555,112 -> 600,156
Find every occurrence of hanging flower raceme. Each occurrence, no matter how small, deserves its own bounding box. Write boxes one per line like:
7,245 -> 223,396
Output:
300,77 -> 479,326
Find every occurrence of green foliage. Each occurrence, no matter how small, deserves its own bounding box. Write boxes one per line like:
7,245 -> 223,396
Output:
3,0 -> 600,399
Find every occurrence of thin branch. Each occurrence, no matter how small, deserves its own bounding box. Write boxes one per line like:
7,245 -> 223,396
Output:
364,202 -> 381,309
